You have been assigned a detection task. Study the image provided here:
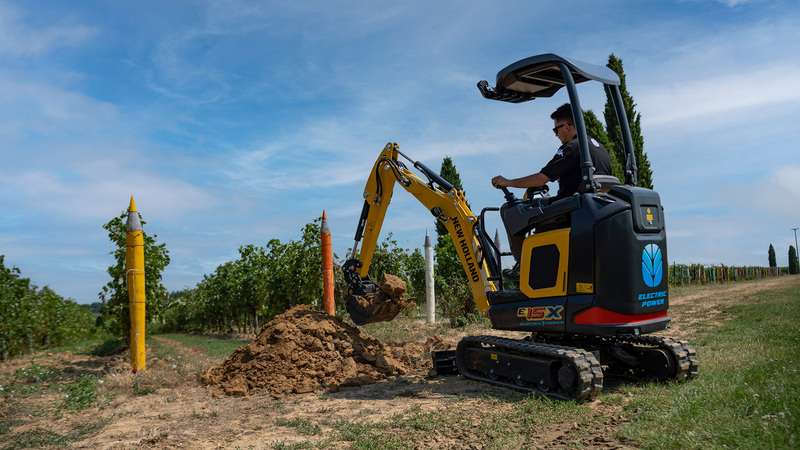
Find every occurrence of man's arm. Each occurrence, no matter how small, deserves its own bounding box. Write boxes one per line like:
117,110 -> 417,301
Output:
491,172 -> 550,189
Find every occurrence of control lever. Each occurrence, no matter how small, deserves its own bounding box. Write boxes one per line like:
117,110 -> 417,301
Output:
493,183 -> 516,202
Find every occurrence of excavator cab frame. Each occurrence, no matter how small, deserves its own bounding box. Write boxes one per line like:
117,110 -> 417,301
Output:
478,53 -> 638,187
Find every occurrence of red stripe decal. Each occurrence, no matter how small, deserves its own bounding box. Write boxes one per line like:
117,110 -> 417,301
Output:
573,307 -> 668,325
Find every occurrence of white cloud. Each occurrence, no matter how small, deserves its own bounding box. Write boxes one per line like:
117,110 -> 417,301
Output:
775,166 -> 800,199
754,165 -> 800,219
0,3 -> 95,56
0,74 -> 118,129
0,162 -> 218,222
715,0 -> 753,7
638,63 -> 800,126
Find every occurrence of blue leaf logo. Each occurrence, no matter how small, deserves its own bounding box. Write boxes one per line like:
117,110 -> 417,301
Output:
642,244 -> 663,288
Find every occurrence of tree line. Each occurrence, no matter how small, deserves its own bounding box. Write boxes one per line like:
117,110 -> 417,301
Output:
156,223 -> 429,334
0,256 -> 96,360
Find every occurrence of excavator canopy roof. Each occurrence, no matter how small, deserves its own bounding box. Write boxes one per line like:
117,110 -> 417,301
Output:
478,53 -> 620,103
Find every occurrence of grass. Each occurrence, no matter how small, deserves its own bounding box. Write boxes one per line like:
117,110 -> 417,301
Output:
620,283 -> 800,449
130,376 -> 158,396
324,395 -> 592,449
62,375 -> 97,411
0,364 -> 62,397
333,420 -> 407,450
89,337 -> 125,356
4,365 -> 97,411
360,311 -> 491,344
2,429 -> 68,450
271,441 -> 318,450
0,418 -> 23,437
156,333 -> 250,359
13,364 -> 59,383
1,419 -> 108,450
46,332 -> 117,356
275,417 -> 322,436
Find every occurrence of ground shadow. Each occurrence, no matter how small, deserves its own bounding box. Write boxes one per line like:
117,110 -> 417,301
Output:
326,374 -> 527,402
328,372 -> 670,402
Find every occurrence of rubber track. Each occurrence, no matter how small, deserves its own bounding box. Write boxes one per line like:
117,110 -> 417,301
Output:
545,334 -> 699,381
456,335 -> 603,402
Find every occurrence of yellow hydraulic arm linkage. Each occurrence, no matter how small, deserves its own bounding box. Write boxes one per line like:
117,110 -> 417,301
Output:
343,143 -> 496,324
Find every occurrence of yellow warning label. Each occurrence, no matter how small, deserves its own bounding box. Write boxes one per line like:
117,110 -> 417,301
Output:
576,282 -> 594,293
490,353 -> 498,361
646,208 -> 654,224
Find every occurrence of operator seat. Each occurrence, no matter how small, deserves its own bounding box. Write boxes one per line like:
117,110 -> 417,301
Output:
500,174 -> 623,254
593,174 -> 621,193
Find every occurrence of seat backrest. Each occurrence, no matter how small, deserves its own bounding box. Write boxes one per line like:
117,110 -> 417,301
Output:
594,175 -> 621,193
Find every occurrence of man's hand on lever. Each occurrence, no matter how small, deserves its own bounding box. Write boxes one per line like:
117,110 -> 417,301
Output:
491,175 -> 511,188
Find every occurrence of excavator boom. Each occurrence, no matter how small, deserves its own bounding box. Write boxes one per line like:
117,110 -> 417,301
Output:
344,143 -> 495,324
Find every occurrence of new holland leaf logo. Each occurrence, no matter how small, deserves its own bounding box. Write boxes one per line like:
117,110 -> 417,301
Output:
642,244 -> 663,288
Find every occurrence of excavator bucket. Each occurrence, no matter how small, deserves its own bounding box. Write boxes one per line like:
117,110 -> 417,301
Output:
346,274 -> 412,325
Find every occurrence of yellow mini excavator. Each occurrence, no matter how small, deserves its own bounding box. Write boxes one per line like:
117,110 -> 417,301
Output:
343,53 -> 698,401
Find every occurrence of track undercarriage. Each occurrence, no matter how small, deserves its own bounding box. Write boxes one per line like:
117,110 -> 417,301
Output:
439,333 -> 698,402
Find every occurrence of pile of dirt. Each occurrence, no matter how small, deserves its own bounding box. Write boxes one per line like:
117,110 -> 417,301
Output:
202,305 -> 415,397
346,274 -> 415,325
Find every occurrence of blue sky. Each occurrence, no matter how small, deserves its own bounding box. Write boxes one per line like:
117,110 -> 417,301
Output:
1,0 -> 798,303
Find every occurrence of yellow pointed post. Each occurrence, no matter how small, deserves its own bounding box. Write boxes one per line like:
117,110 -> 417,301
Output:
126,195 -> 146,372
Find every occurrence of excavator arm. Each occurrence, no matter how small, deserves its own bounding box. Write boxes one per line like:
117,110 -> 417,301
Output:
344,143 -> 496,324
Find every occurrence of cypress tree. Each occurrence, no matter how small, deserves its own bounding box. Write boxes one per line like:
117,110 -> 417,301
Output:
584,110 -> 623,181
789,245 -> 799,275
433,156 -> 474,319
435,156 -> 465,237
603,54 -> 654,189
768,244 -> 777,268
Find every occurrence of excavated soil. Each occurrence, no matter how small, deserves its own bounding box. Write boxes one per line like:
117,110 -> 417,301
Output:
201,305 -> 438,397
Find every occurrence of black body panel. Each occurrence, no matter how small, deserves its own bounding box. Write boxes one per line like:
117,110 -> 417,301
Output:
594,210 -> 668,315
488,187 -> 669,335
566,193 -> 628,296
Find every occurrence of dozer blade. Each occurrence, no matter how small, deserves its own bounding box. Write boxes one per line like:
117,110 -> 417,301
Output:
346,274 -> 412,325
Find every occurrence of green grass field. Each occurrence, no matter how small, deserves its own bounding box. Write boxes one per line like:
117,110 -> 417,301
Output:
155,333 -> 250,359
619,282 -> 799,449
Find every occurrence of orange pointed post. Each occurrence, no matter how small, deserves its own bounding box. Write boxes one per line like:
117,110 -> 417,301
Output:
321,210 -> 335,315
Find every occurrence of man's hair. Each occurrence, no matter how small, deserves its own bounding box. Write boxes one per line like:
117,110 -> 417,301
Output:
550,103 -> 573,124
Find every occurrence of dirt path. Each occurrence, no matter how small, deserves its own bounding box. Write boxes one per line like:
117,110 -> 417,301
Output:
2,276 -> 798,449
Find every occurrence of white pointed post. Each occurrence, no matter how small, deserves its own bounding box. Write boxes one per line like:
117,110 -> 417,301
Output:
424,231 -> 435,324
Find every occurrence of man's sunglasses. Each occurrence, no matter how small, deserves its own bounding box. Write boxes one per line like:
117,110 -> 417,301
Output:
552,123 -> 570,135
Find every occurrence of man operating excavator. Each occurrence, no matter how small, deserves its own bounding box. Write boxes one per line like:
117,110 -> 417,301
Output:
491,103 -> 612,271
